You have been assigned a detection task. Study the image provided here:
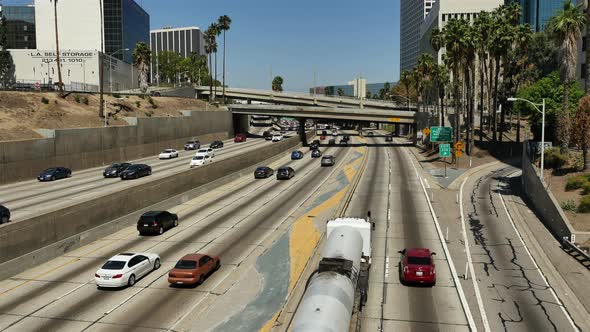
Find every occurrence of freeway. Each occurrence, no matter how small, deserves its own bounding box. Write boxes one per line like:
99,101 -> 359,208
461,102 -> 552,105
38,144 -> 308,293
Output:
0,134 -> 282,223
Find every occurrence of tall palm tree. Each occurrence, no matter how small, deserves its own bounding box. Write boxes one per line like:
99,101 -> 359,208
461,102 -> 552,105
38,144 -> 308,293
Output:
208,23 -> 220,101
433,64 -> 449,126
204,29 -> 215,101
430,27 -> 444,117
416,53 -> 435,113
462,25 -> 477,154
548,0 -> 586,150
474,11 -> 492,144
400,70 -> 412,111
586,1 -> 590,95
50,0 -> 64,97
133,42 -> 151,93
442,19 -> 466,144
410,69 -> 423,112
217,15 -> 232,103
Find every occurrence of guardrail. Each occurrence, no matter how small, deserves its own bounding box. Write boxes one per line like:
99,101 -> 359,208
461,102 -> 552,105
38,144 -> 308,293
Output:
562,237 -> 590,268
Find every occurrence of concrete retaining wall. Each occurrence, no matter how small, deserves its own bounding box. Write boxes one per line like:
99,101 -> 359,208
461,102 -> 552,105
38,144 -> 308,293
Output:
0,133 -> 309,278
521,141 -> 577,241
0,110 -> 233,184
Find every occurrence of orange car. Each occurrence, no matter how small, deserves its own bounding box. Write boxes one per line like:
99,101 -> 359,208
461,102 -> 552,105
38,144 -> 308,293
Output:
168,254 -> 220,285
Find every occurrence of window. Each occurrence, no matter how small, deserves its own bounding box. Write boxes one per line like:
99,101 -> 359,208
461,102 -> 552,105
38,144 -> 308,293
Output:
199,256 -> 210,266
442,14 -> 445,22
174,260 -> 197,269
102,260 -> 126,270
128,256 -> 140,267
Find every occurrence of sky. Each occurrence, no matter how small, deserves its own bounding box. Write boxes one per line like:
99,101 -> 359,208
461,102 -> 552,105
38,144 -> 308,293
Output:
7,0 -> 401,92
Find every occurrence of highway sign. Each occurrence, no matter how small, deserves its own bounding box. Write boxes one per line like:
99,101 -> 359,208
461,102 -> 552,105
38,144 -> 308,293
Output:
422,127 -> 431,135
455,141 -> 464,151
456,150 -> 463,158
439,144 -> 451,157
430,127 -> 452,142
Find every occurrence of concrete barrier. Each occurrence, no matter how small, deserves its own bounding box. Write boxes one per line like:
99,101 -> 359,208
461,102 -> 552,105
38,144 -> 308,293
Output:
0,110 -> 233,184
0,133 -> 312,279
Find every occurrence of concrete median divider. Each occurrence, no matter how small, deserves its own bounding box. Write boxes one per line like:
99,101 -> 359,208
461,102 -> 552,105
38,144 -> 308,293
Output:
0,132 -> 314,280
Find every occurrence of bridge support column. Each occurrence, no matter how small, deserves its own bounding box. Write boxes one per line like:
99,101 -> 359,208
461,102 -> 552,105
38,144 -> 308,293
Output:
299,118 -> 308,146
411,123 -> 418,145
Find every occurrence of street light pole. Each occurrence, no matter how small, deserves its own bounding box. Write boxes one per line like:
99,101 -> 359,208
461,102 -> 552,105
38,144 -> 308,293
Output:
507,97 -> 546,182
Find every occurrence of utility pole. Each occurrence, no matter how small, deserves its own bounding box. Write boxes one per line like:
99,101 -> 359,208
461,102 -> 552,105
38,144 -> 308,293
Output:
99,0 -> 105,118
51,0 -> 64,97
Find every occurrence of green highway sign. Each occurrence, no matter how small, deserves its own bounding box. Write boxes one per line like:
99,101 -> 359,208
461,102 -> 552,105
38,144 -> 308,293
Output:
439,144 -> 451,158
430,126 -> 453,142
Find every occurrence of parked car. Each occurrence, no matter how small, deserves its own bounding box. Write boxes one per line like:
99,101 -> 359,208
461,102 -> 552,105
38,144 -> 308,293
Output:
0,205 -> 10,224
276,166 -> 295,180
168,254 -> 221,286
137,210 -> 178,235
120,164 -> 151,180
38,167 -> 71,181
95,252 -> 161,288
184,140 -> 201,150
210,140 -> 224,149
367,131 -> 375,137
385,136 -> 393,142
263,131 -> 272,140
234,133 -> 247,143
310,142 -> 319,150
291,150 -> 304,160
272,134 -> 283,142
339,140 -> 348,146
196,148 -> 215,158
190,154 -> 213,167
311,149 -> 322,158
321,155 -> 336,167
103,163 -> 131,178
398,248 -> 436,286
254,166 -> 274,178
328,138 -> 336,146
159,149 -> 179,159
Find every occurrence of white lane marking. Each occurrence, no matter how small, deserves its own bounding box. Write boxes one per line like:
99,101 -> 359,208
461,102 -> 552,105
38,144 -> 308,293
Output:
385,257 -> 390,279
401,146 -> 477,331
459,178 -> 491,332
498,191 -> 579,332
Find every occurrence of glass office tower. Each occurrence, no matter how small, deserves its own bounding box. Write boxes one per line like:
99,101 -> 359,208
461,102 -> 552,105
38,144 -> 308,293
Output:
510,0 -> 562,32
104,0 -> 149,63
1,5 -> 36,49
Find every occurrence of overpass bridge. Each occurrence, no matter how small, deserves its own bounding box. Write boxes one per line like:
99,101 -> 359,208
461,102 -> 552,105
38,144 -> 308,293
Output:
196,86 -> 413,110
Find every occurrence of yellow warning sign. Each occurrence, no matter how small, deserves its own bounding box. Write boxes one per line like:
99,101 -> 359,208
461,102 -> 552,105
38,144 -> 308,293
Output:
422,128 -> 431,135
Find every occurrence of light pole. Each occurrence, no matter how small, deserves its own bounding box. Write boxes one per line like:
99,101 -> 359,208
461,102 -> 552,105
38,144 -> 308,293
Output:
507,97 -> 546,181
108,48 -> 129,92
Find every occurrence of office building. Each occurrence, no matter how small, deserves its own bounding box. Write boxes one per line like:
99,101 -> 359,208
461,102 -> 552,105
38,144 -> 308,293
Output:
150,27 -> 205,84
310,80 -> 396,99
1,5 -> 36,49
507,0 -> 563,32
34,0 -> 149,63
400,0 -> 436,73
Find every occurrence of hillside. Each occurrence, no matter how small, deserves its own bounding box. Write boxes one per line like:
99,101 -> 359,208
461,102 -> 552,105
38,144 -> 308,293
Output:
0,91 -> 213,141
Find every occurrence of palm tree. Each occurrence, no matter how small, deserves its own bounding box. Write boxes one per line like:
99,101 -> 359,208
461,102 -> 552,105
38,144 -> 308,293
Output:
217,15 -> 232,103
430,27 -> 444,116
433,64 -> 449,126
474,11 -> 492,144
133,42 -> 151,93
442,19 -> 466,144
547,0 -> 586,150
586,1 -> 590,95
204,29 -> 216,101
462,25 -> 477,154
272,76 -> 284,92
400,70 -> 412,111
50,0 -> 64,97
410,69 -> 423,112
416,53 -> 435,113
207,23 -> 221,100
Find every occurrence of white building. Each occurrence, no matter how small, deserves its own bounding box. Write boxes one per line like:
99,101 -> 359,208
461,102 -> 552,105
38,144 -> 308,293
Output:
150,27 -> 205,85
348,78 -> 367,98
400,0 -> 436,73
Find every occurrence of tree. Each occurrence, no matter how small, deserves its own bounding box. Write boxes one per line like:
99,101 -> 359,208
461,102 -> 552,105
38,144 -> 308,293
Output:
432,64 -> 449,126
204,27 -> 217,101
208,23 -> 221,100
156,51 -> 182,84
400,70 -> 412,111
181,52 -> 208,85
574,96 -> 590,170
474,11 -> 492,143
50,0 -> 64,97
442,18 -> 467,144
217,15 -> 232,103
547,0 -> 586,150
416,53 -> 435,113
0,10 -> 14,87
272,76 -> 283,92
528,30 -> 559,78
133,42 -> 151,93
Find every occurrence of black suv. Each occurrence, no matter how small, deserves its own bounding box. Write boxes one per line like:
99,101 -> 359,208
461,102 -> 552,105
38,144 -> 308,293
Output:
311,149 -> 322,158
263,131 -> 272,140
276,166 -> 295,180
309,142 -> 319,150
137,211 -> 178,235
210,141 -> 224,149
0,205 -> 10,224
103,163 -> 131,178
120,164 -> 151,180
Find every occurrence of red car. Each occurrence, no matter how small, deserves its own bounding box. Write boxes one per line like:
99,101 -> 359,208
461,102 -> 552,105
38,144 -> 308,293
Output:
320,135 -> 326,140
399,248 -> 436,286
168,254 -> 221,286
234,133 -> 247,143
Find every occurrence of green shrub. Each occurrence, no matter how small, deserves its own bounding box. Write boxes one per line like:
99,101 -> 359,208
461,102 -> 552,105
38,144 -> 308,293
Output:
543,148 -> 568,169
148,96 -> 158,109
578,195 -> 590,213
135,101 -> 141,108
112,93 -> 121,98
82,96 -> 89,105
583,183 -> 590,195
565,175 -> 589,191
41,97 -> 49,104
562,200 -> 577,212
74,94 -> 81,103
138,94 -> 145,99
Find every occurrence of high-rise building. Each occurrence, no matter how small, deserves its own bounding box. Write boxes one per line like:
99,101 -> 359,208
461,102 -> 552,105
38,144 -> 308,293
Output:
150,27 -> 205,83
400,0 -> 436,73
1,5 -> 36,49
507,0 -> 563,32
34,0 -> 149,63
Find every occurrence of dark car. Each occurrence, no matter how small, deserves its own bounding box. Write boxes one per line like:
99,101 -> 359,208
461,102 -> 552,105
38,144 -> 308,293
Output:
263,131 -> 272,140
312,139 -> 320,146
291,150 -> 304,160
120,164 -> 151,180
210,141 -> 224,149
137,211 -> 178,235
184,140 -> 201,150
310,142 -> 319,150
38,167 -> 71,181
339,140 -> 348,146
328,138 -> 336,146
234,133 -> 247,143
367,131 -> 375,137
311,149 -> 322,158
385,136 -> 393,142
276,166 -> 295,180
254,166 -> 274,179
399,248 -> 436,286
343,135 -> 351,142
321,155 -> 336,167
322,130 -> 328,136
0,205 -> 10,224
103,163 -> 131,178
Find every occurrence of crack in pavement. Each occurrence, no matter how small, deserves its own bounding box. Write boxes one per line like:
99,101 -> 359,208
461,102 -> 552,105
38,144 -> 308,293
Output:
468,176 -> 499,276
498,300 -> 523,331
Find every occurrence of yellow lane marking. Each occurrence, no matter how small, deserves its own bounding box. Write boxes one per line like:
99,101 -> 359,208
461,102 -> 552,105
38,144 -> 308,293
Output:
259,311 -> 281,332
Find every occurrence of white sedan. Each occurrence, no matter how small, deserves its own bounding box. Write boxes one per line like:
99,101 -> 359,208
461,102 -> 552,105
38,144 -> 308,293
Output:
95,252 -> 161,288
190,154 -> 213,167
195,148 -> 215,158
272,134 -> 283,142
159,149 -> 179,159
